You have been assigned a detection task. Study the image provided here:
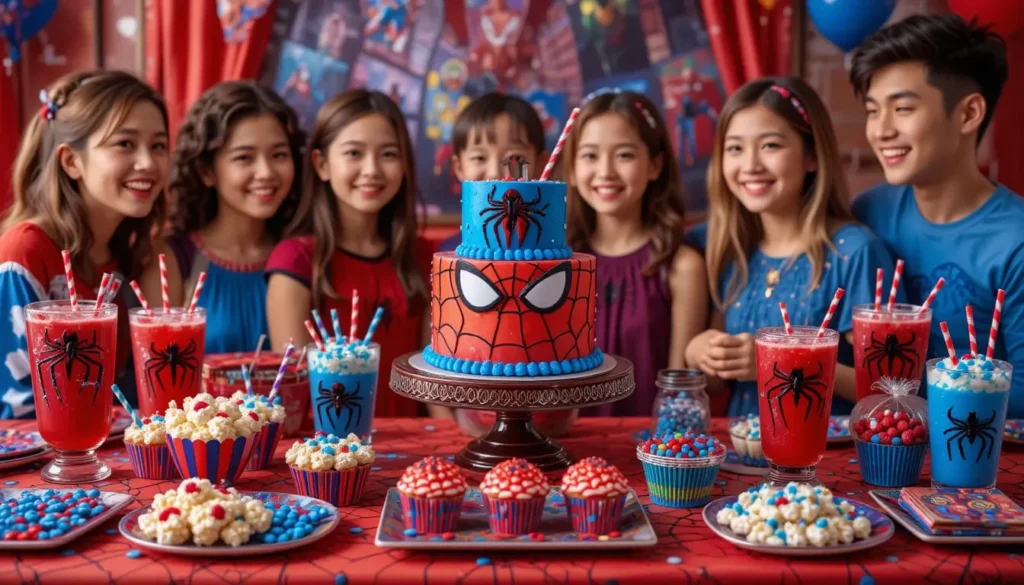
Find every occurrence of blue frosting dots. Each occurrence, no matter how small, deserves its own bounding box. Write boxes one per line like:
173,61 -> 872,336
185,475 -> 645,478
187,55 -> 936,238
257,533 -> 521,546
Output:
422,346 -> 603,378
455,244 -> 573,261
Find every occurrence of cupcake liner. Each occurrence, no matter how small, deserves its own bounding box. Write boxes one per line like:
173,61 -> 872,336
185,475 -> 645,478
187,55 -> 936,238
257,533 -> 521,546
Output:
637,447 -> 725,508
124,442 -> 178,480
484,496 -> 545,535
729,433 -> 767,467
246,422 -> 283,470
398,493 -> 463,533
166,433 -> 256,485
855,440 -> 927,487
566,494 -> 626,535
290,464 -> 371,507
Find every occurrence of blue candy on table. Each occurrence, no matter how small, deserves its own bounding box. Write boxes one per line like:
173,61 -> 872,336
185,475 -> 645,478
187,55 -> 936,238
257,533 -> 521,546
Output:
0,490 -> 106,541
252,501 -> 332,544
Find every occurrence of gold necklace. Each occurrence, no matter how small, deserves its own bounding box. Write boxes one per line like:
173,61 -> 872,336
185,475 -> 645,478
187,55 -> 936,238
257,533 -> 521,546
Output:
765,267 -> 781,298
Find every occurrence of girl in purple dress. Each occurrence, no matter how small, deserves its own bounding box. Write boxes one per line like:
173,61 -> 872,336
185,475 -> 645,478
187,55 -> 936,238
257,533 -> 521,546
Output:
564,90 -> 709,416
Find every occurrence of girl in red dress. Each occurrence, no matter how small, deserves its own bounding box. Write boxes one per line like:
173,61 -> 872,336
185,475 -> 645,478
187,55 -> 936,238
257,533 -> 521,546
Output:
265,89 -> 430,418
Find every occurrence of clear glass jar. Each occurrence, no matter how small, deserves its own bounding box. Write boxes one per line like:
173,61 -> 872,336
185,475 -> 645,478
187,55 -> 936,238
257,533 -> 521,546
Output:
651,369 -> 710,436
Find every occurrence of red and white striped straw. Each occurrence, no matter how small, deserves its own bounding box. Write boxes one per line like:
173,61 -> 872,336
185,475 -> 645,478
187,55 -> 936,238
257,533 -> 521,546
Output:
304,320 -> 326,351
874,268 -> 883,311
187,272 -> 207,313
887,259 -> 904,312
105,277 -> 122,303
965,305 -> 978,358
92,273 -> 111,317
61,250 -> 78,310
817,288 -> 845,337
158,254 -> 170,313
940,321 -> 959,366
129,280 -> 150,313
986,288 -> 1005,360
778,301 -> 794,336
349,289 -> 360,341
918,277 -> 944,314
539,107 -> 580,181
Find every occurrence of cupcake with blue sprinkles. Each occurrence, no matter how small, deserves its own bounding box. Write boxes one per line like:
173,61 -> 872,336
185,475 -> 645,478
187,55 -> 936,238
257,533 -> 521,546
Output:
637,430 -> 726,508
285,432 -> 375,506
729,415 -> 767,467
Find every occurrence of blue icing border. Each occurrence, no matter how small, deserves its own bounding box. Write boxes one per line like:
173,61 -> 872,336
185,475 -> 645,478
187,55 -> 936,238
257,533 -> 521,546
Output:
454,244 -> 573,261
461,180 -> 567,254
422,345 -> 604,377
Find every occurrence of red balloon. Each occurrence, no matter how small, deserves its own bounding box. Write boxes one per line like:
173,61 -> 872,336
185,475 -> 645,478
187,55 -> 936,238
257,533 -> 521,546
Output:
947,0 -> 1024,40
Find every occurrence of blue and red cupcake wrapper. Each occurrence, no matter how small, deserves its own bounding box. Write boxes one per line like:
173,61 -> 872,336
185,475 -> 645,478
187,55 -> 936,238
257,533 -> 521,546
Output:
484,495 -> 545,535
165,434 -> 256,485
398,493 -> 463,534
566,494 -> 626,535
246,422 -> 283,470
290,464 -> 371,507
855,440 -> 927,487
125,442 -> 178,480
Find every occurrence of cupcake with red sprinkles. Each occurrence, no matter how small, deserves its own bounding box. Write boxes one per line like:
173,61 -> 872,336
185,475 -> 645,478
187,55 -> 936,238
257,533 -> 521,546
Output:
396,457 -> 468,534
637,430 -> 726,508
560,457 -> 629,535
480,458 -> 550,534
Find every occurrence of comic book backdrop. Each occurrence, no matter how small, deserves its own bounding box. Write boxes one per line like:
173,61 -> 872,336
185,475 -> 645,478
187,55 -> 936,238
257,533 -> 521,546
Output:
259,0 -> 726,219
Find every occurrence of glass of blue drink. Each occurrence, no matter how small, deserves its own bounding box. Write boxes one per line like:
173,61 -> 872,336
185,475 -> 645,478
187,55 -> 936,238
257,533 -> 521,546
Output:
307,341 -> 380,442
926,357 -> 1012,488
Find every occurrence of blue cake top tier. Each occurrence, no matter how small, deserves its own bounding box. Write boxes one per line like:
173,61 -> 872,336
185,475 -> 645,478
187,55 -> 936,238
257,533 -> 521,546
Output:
455,179 -> 571,260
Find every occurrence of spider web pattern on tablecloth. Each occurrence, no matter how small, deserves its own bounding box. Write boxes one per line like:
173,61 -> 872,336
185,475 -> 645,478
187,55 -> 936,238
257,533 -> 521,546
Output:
0,418 -> 1021,584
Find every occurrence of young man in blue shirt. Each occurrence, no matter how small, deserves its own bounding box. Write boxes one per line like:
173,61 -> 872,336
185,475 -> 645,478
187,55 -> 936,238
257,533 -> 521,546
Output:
849,14 -> 1024,417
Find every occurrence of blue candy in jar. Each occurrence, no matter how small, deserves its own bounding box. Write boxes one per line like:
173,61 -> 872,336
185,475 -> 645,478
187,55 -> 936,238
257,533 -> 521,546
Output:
651,369 -> 710,435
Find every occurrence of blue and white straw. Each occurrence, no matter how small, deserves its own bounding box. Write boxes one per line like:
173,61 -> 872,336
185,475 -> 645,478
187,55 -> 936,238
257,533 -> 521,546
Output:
362,306 -> 385,346
330,309 -> 343,343
241,364 -> 254,397
111,384 -> 141,427
268,342 -> 295,401
311,310 -> 331,345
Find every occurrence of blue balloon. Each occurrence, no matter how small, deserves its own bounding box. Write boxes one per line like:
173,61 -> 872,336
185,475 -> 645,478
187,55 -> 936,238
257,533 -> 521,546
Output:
807,0 -> 896,53
0,0 -> 58,63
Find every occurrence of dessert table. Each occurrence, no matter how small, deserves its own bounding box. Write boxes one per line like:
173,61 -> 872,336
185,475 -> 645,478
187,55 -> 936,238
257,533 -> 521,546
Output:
0,417 -> 1022,585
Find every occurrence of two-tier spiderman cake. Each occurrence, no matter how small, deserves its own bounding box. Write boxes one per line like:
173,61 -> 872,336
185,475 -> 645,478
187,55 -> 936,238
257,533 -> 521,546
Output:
424,158 -> 602,377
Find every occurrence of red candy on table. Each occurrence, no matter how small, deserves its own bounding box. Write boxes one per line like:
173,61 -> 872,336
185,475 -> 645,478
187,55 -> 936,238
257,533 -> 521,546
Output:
852,409 -> 927,446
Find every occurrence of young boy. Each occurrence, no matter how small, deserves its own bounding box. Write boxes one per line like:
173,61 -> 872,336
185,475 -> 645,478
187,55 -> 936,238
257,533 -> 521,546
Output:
849,14 -> 1024,417
437,92 -> 547,251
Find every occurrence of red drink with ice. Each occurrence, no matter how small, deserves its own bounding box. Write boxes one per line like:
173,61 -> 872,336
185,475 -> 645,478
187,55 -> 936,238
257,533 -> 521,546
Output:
852,304 -> 931,401
129,308 -> 206,415
756,326 -> 838,484
26,300 -> 117,483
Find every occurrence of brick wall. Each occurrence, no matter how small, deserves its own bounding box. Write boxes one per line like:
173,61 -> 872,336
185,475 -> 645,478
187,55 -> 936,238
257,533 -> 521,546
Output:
802,0 -> 995,197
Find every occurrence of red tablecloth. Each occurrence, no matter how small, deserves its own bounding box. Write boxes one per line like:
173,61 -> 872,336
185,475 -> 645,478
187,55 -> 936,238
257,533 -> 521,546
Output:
0,417 -> 1022,585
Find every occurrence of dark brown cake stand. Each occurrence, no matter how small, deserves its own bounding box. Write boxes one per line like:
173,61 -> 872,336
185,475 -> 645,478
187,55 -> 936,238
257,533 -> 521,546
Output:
389,352 -> 634,474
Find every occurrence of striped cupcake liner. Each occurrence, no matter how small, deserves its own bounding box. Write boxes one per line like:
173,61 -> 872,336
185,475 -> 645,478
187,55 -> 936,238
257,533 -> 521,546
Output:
124,442 -> 178,480
290,464 -> 371,507
398,493 -> 463,534
855,440 -> 927,487
166,434 -> 256,485
566,494 -> 626,535
641,460 -> 720,507
246,422 -> 283,470
484,496 -> 545,535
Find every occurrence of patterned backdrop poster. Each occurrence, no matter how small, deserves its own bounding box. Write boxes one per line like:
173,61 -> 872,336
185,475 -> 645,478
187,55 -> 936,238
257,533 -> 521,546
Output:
260,0 -> 725,219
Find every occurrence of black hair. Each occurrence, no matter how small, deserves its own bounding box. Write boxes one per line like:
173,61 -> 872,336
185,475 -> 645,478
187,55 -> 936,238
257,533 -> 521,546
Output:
451,92 -> 545,156
849,14 -> 1007,143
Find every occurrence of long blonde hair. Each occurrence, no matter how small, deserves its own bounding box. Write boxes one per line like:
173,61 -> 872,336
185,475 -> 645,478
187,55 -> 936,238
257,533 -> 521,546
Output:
705,76 -> 853,309
3,70 -> 168,284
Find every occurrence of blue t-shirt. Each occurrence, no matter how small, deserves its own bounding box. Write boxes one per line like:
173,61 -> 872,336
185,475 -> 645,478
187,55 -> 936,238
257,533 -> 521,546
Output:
852,183 -> 1024,418
690,222 -> 899,417
437,233 -> 459,253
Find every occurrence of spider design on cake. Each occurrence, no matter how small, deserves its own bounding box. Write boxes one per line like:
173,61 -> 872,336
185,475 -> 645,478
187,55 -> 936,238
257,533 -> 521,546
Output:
943,407 -> 998,462
431,257 -> 595,365
315,381 -> 363,431
34,329 -> 106,409
479,185 -> 549,249
763,362 -> 827,433
862,331 -> 920,379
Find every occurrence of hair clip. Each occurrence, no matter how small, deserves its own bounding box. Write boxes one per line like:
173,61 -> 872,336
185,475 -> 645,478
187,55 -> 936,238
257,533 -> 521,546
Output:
38,89 -> 58,121
635,101 -> 657,129
582,86 -> 623,104
769,84 -> 809,125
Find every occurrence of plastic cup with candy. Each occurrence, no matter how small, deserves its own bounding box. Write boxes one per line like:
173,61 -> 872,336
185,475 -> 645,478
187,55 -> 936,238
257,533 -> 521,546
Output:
728,415 -> 767,467
396,457 -> 468,534
560,457 -> 630,534
637,430 -> 726,508
285,432 -> 375,507
123,413 -> 178,480
851,376 -> 929,487
163,393 -> 266,484
480,458 -> 550,535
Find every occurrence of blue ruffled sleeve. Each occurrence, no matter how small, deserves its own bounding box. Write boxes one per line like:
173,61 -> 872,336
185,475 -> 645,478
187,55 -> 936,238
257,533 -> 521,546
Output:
0,265 -> 43,418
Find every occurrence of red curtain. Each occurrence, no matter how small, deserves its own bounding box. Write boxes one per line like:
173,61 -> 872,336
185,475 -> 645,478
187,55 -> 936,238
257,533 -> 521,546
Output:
700,0 -> 793,95
145,0 -> 278,141
0,68 -> 20,210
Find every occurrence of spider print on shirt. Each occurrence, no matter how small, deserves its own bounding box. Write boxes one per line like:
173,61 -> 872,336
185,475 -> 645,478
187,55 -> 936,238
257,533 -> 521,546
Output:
431,257 -> 596,365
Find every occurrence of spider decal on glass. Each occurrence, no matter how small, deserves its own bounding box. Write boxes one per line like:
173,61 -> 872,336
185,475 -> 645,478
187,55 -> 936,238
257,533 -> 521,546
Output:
431,256 -> 596,365
144,340 -> 199,397
862,331 -> 920,379
943,407 -> 998,462
34,328 -> 105,409
315,380 -> 363,432
763,361 -> 828,433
